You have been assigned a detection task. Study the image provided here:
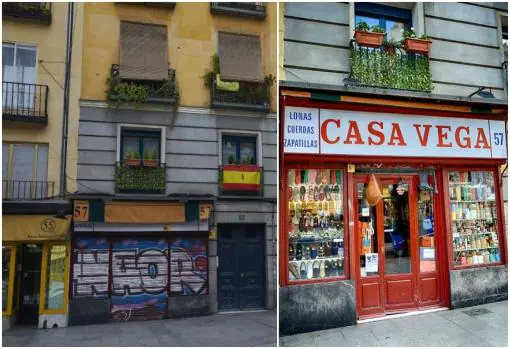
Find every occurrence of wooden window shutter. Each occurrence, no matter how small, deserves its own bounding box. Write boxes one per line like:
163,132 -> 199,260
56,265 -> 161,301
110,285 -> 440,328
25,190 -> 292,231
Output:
119,21 -> 168,80
218,32 -> 263,82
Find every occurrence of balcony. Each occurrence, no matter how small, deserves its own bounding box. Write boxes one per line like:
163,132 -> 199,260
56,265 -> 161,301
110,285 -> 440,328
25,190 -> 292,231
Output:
210,2 -> 266,19
2,82 -> 49,125
107,64 -> 178,105
219,165 -> 264,197
115,162 -> 166,194
211,77 -> 271,112
2,2 -> 52,24
3,180 -> 55,200
348,41 -> 432,92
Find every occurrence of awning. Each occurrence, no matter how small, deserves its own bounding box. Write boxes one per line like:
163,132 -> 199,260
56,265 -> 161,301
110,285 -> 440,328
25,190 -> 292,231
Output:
218,32 -> 263,82
104,201 -> 185,224
2,215 -> 71,242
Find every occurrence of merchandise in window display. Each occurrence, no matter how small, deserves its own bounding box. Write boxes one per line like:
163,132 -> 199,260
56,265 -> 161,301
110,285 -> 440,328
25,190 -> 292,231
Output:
288,169 -> 345,281
449,171 -> 500,266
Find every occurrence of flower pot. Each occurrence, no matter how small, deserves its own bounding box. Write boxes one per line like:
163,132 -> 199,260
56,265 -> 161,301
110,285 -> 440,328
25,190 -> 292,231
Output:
354,30 -> 384,48
143,160 -> 159,168
125,159 -> 141,167
384,46 -> 397,56
404,38 -> 432,55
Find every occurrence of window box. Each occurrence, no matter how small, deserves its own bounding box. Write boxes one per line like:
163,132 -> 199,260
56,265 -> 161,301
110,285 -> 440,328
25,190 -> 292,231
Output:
210,2 -> 266,19
125,159 -> 142,167
354,30 -> 384,48
143,160 -> 159,168
403,38 -> 432,55
2,2 -> 52,24
211,77 -> 270,112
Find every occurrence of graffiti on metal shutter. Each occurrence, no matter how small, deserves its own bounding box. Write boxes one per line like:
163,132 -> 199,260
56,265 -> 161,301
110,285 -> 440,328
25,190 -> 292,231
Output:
110,238 -> 168,321
72,237 -> 109,297
170,238 -> 208,295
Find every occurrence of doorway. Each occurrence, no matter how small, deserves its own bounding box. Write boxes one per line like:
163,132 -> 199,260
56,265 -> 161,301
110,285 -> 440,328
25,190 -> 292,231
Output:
354,174 -> 442,318
217,224 -> 266,311
17,244 -> 42,325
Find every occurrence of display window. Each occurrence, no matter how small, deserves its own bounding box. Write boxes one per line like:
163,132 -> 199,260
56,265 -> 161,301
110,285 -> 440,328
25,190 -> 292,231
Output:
286,167 -> 348,283
447,170 -> 503,268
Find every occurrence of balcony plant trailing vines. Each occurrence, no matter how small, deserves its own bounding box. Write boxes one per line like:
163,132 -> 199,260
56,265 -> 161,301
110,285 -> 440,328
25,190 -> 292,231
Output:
115,162 -> 165,193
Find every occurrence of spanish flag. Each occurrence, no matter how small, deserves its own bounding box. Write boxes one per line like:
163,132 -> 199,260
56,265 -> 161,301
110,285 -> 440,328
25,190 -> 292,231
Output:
222,165 -> 261,192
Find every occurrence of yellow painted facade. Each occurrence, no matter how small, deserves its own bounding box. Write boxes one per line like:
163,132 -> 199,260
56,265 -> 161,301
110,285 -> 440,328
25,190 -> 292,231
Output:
2,3 -> 83,193
80,2 -> 277,112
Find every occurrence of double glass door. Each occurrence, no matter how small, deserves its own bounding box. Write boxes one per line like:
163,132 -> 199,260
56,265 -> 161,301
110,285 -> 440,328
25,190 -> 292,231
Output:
355,174 -> 440,318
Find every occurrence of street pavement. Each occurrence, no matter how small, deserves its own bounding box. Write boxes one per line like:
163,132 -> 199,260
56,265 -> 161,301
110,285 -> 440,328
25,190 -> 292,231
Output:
2,310 -> 276,347
280,301 -> 508,347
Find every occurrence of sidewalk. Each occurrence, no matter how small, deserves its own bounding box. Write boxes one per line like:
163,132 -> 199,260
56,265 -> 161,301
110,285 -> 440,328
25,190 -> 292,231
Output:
3,310 -> 276,347
280,301 -> 508,347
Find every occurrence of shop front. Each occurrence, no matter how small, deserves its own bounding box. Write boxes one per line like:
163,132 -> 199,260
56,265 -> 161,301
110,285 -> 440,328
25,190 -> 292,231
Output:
68,198 -> 213,325
279,90 -> 508,335
2,212 -> 72,330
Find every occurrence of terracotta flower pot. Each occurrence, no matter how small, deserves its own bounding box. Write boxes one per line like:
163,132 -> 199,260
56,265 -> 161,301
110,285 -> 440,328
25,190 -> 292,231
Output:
404,38 -> 432,55
354,30 -> 384,48
143,160 -> 159,168
125,159 -> 141,167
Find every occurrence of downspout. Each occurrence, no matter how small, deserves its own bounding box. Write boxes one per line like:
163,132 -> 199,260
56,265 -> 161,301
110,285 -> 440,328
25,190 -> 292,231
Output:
60,2 -> 75,197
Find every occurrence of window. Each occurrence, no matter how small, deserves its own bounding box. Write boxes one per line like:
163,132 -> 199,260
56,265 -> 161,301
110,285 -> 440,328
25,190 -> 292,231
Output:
44,245 -> 66,310
2,143 -> 49,199
355,3 -> 412,42
287,168 -> 346,282
2,43 -> 37,110
121,130 -> 161,165
448,171 -> 501,267
222,135 -> 257,165
218,32 -> 263,82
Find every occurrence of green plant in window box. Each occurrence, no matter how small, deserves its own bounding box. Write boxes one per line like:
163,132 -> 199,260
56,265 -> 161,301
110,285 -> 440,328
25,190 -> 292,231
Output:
125,149 -> 142,167
354,21 -> 385,48
400,27 -> 432,55
144,148 -> 159,168
228,155 -> 236,165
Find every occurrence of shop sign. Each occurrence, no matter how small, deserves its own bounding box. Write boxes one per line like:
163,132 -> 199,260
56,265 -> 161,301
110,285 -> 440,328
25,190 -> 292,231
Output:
199,202 -> 213,221
283,107 -> 507,159
73,200 -> 89,222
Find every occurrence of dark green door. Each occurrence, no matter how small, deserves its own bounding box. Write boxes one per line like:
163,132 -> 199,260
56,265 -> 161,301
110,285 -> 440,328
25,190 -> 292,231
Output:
218,224 -> 265,311
18,244 -> 42,325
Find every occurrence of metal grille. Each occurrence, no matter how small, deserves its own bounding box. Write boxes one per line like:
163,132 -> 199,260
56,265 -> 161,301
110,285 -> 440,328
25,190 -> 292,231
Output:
463,308 -> 492,317
2,82 -> 49,123
2,180 -> 55,200
2,2 -> 52,23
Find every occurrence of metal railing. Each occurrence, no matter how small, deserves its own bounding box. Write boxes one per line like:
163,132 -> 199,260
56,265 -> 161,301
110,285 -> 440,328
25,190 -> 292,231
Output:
219,165 -> 264,197
348,41 -> 432,92
2,2 -> 52,23
115,162 -> 166,194
3,180 -> 55,200
108,64 -> 178,105
210,2 -> 266,19
2,82 -> 49,124
211,78 -> 271,112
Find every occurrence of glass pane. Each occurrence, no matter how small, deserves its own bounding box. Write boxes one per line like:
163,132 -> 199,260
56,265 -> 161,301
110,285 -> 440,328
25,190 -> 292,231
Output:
288,168 -> 345,281
2,44 -> 14,81
222,139 -> 238,165
355,15 -> 380,28
45,245 -> 66,310
449,171 -> 501,266
122,136 -> 139,160
240,141 -> 256,165
2,247 -> 11,312
3,144 -> 9,181
16,45 -> 37,68
12,144 -> 34,181
36,145 -> 49,199
384,180 -> 411,274
386,20 -> 406,42
418,175 -> 436,272
358,182 -> 379,277
142,137 -> 160,161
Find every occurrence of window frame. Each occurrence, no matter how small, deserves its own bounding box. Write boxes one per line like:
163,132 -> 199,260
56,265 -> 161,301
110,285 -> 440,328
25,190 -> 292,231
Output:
355,2 -> 412,41
2,245 -> 17,317
281,162 -> 350,286
39,242 -> 70,315
2,142 -> 49,182
443,167 -> 507,270
222,135 -> 258,165
2,42 -> 38,82
218,130 -> 262,166
120,130 -> 161,163
116,124 -> 166,164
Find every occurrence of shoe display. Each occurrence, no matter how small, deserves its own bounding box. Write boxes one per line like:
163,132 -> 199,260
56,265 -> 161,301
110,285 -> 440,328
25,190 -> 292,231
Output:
312,260 -> 320,278
289,262 -> 300,280
300,261 -> 307,279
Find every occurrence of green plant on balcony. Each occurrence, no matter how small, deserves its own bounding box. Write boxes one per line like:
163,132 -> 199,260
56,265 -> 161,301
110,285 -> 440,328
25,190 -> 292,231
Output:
115,162 -> 165,193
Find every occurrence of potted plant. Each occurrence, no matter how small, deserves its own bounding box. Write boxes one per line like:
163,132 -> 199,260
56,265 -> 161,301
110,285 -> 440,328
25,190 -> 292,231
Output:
354,22 -> 385,48
144,148 -> 159,168
228,155 -> 236,165
401,27 -> 432,55
125,149 -> 142,167
383,37 -> 400,55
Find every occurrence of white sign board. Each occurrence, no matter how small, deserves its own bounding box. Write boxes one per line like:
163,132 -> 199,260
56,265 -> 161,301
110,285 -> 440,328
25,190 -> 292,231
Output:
283,107 -> 507,159
365,253 -> 378,273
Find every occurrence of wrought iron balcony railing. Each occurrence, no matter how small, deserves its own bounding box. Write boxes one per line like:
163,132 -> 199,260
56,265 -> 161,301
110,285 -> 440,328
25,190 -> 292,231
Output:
115,162 -> 166,194
211,77 -> 271,112
2,82 -> 49,124
210,2 -> 267,19
3,180 -> 55,200
348,41 -> 432,92
219,165 -> 264,197
2,2 -> 52,23
107,64 -> 178,105
143,2 -> 176,9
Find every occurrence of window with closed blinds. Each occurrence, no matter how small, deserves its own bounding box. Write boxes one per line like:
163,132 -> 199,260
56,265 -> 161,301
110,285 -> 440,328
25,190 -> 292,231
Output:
218,32 -> 263,82
119,21 -> 169,81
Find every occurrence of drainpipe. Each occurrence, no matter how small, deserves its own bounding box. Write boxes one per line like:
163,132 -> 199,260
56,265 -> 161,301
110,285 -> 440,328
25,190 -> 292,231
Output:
60,2 -> 74,197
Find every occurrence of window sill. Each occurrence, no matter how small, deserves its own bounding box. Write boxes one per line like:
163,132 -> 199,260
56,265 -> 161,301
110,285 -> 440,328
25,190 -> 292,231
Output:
451,262 -> 504,270
286,275 -> 350,286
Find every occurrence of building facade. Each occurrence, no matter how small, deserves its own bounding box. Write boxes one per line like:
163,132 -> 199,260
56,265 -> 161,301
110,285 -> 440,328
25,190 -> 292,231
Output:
69,2 -> 277,326
2,2 -> 84,330
279,2 -> 508,335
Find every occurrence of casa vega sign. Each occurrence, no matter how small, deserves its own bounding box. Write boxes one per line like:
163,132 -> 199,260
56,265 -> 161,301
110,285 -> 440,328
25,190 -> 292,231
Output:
283,107 -> 507,159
